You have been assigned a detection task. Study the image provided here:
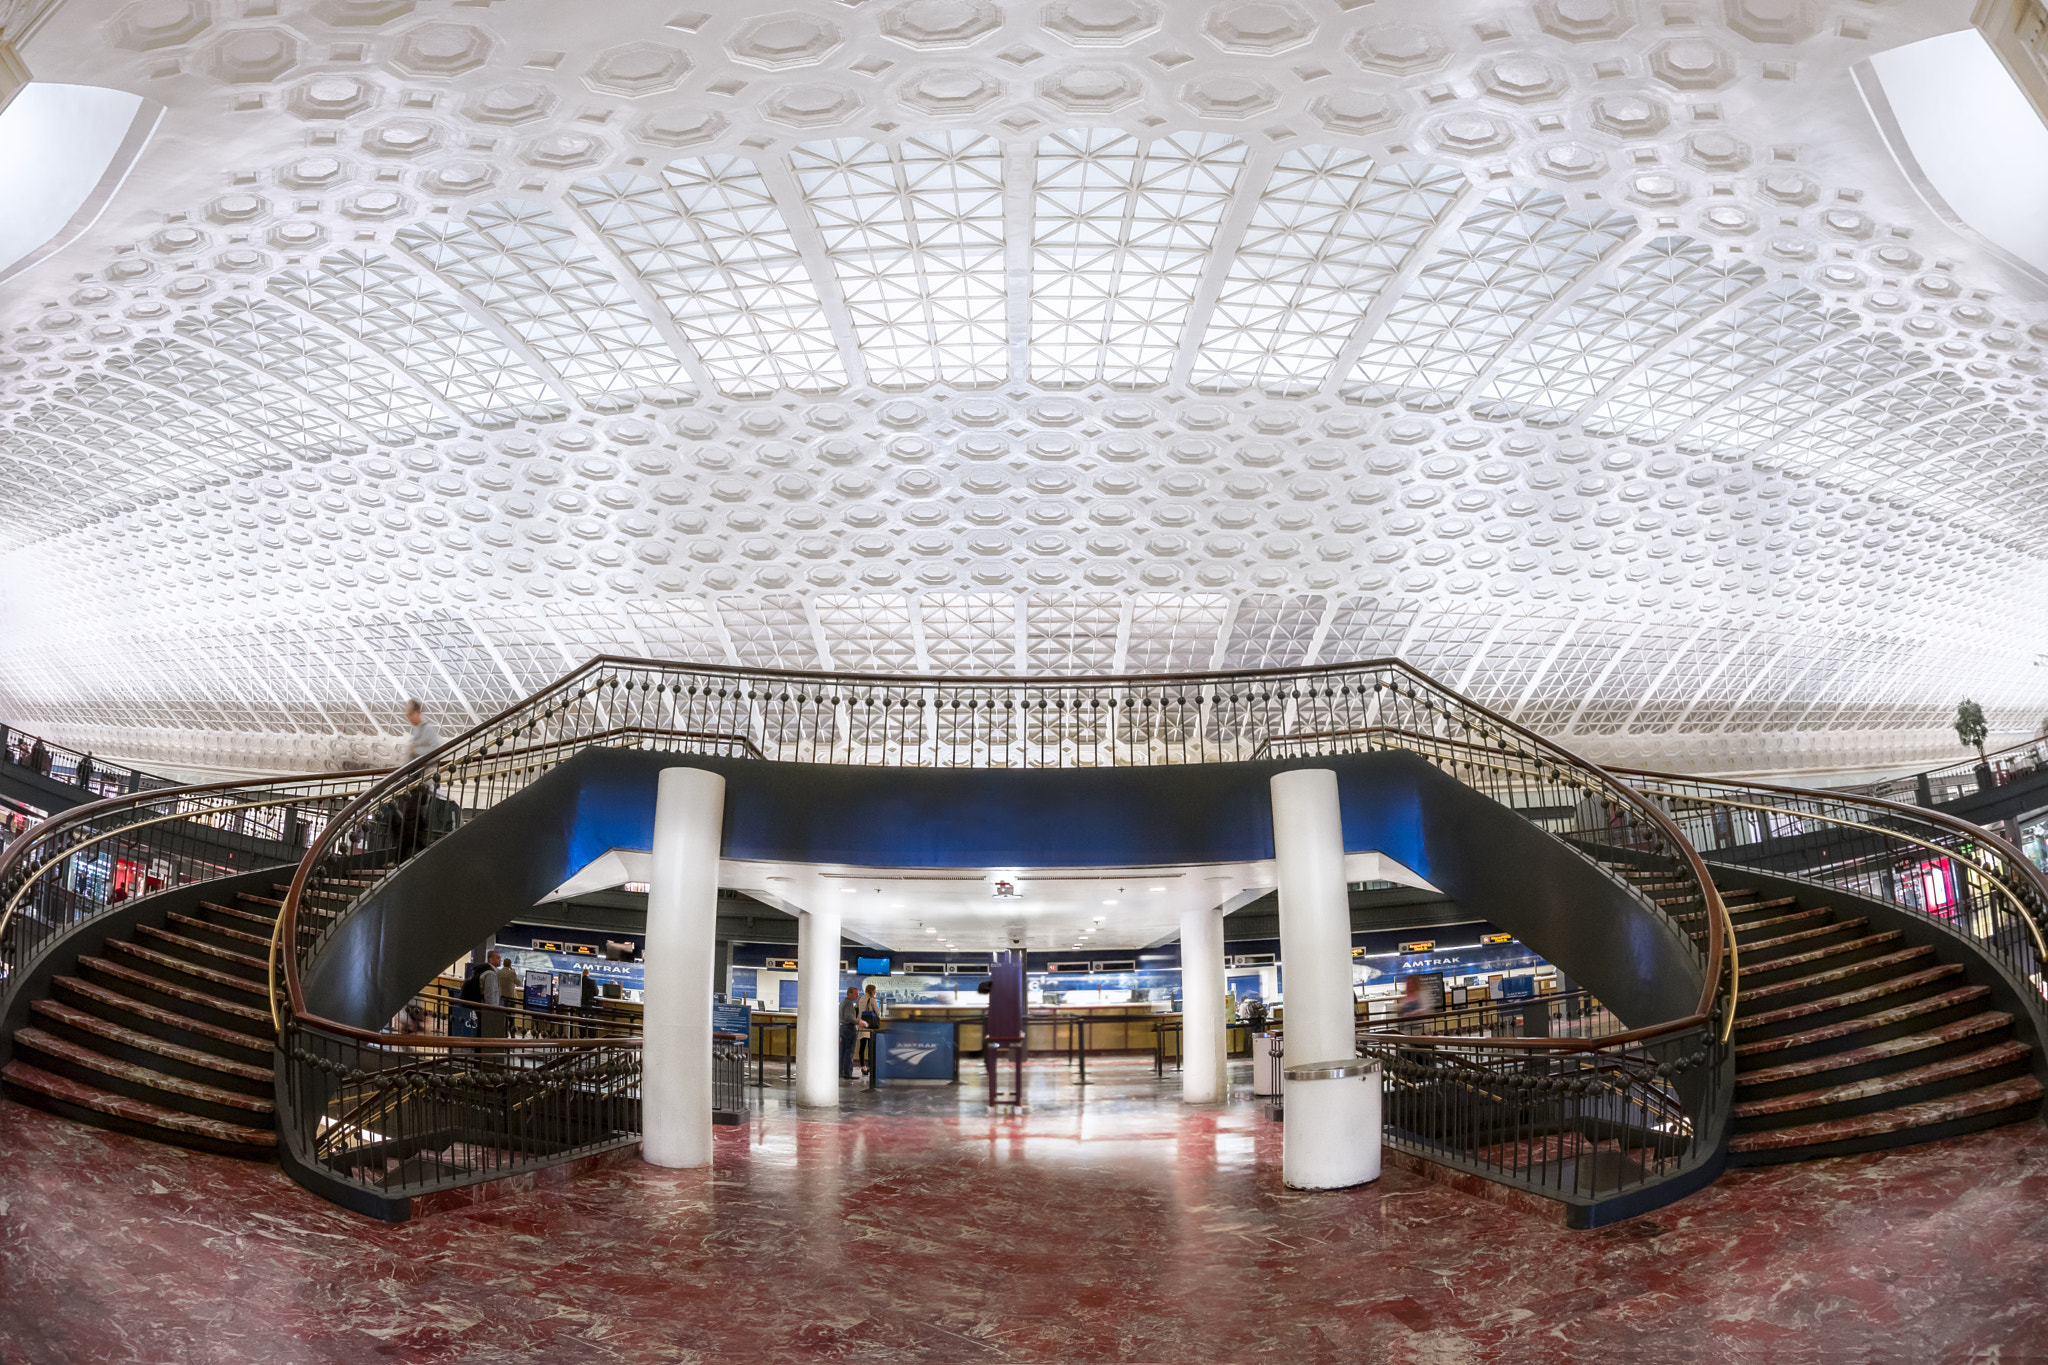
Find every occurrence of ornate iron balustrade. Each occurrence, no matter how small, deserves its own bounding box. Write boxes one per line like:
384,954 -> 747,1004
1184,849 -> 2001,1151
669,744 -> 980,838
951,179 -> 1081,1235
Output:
272,654 -> 1732,1215
1853,738 -> 2048,807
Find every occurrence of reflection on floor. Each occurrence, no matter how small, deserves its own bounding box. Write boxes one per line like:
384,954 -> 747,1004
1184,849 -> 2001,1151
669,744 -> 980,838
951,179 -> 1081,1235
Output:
3,1056 -> 2045,1363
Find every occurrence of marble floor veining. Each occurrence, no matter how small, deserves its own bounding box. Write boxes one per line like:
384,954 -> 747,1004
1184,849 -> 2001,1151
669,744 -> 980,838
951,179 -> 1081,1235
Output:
2,1056 -> 2046,1364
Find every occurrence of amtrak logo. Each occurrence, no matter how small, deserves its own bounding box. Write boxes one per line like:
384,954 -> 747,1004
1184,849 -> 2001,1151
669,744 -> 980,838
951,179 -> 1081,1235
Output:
890,1043 -> 940,1066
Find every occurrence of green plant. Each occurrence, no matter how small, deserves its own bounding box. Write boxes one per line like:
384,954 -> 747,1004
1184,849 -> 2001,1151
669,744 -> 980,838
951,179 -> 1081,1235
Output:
1954,698 -> 1989,762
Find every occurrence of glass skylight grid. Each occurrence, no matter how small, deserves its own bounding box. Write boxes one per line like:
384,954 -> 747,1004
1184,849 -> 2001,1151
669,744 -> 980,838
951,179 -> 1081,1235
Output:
719,596 -> 819,670
1758,369 -> 1981,478
398,200 -> 695,412
1124,592 -> 1230,672
1190,153 -> 1466,396
273,250 -> 566,428
791,131 -> 1008,392
569,158 -> 848,399
1474,236 -> 1761,424
1030,129 -> 1248,389
111,338 -> 361,464
1342,187 -> 1636,410
921,592 -> 1018,674
1679,333 -> 1926,458
1221,594 -> 1325,669
1025,593 -> 1122,674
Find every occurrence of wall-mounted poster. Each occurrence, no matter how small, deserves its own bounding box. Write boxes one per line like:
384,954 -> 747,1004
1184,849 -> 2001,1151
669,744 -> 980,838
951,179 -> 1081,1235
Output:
523,970 -> 553,1011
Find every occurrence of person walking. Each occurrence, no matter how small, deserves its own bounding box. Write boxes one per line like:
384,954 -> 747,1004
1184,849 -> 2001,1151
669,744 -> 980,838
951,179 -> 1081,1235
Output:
403,700 -> 440,761
838,985 -> 860,1080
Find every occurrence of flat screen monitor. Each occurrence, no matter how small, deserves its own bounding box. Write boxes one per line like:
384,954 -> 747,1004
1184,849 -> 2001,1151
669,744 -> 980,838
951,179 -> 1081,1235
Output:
855,956 -> 891,976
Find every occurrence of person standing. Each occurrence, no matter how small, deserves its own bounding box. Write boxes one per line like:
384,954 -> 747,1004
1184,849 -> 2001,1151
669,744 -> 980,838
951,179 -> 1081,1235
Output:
838,985 -> 860,1080
858,983 -> 884,1074
75,752 -> 95,790
496,954 -> 522,1026
479,950 -> 508,1039
27,738 -> 47,775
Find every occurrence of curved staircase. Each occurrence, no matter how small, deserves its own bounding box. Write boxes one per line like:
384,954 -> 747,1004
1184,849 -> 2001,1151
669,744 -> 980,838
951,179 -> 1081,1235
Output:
1,886 -> 287,1158
1721,881 -> 2042,1162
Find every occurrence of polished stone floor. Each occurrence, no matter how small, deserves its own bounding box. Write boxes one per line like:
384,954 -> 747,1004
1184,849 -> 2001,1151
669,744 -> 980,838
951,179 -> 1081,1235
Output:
2,1057 -> 2045,1363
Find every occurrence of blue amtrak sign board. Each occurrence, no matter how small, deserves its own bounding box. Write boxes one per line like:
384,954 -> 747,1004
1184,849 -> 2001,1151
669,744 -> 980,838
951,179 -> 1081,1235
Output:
874,1019 -> 958,1082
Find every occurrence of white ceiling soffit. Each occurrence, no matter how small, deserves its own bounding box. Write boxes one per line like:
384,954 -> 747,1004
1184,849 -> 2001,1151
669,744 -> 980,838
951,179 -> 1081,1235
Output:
0,81 -> 163,285
1857,27 -> 2048,285
0,0 -> 2046,783
537,846 -> 652,904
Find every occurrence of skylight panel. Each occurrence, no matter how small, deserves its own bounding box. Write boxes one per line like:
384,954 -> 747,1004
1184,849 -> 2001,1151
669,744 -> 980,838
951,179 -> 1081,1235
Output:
272,250 -> 565,428
176,297 -> 456,444
1190,154 -> 1466,396
1342,187 -> 1635,410
1125,592 -> 1230,673
110,337 -> 362,463
397,199 -> 694,412
1025,593 -> 1121,673
1473,236 -> 1760,424
816,593 -> 918,673
1679,333 -> 1926,457
791,131 -> 1007,391
921,592 -> 1018,674
1318,597 -> 1415,665
1,426 -> 164,517
568,158 -> 847,398
1221,594 -> 1326,669
622,600 -> 726,665
1830,404 -> 2027,493
59,373 -> 282,478
720,596 -> 819,670
1758,369 -> 1980,477
1582,284 -> 1851,443
1030,129 -> 1247,389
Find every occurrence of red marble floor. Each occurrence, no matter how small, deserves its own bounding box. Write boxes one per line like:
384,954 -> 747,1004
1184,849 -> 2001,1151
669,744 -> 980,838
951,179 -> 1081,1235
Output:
2,1057 -> 2045,1364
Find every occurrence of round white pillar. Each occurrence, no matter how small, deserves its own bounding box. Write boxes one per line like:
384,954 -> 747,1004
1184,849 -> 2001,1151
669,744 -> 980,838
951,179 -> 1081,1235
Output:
1270,767 -> 1355,1065
794,906 -> 842,1107
641,767 -> 725,1169
1180,902 -> 1227,1104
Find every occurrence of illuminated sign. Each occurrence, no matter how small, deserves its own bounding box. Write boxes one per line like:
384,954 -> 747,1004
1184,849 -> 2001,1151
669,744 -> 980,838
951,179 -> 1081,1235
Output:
1350,947 -> 1366,958
1482,933 -> 1513,945
1399,939 -> 1437,954
766,957 -> 798,971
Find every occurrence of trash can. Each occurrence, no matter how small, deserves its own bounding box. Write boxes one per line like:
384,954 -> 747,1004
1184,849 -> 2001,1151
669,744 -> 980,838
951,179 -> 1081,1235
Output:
1251,1031 -> 1284,1096
1281,1057 -> 1381,1191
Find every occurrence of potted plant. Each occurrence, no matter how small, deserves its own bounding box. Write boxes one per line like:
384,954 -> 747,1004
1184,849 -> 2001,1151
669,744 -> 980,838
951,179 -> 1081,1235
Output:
1954,698 -> 1992,791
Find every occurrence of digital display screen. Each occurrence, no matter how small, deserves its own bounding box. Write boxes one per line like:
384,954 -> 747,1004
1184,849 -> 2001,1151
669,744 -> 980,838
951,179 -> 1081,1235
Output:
855,956 -> 891,975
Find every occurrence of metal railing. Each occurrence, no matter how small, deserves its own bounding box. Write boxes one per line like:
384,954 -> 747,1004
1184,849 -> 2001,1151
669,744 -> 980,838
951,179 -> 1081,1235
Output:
406,979 -> 641,1041
0,721 -> 180,804
713,1034 -> 748,1122
1623,769 -> 2048,1018
273,653 -> 1732,1213
1358,988 -> 1621,1045
1856,738 -> 2048,807
0,771 -> 383,1014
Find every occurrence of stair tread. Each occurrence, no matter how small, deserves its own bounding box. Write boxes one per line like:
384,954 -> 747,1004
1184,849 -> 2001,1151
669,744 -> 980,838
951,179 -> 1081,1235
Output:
1739,918 -> 1866,955
1726,897 -> 1800,918
29,999 -> 272,1083
79,955 -> 273,1026
1728,1075 -> 2043,1154
12,1028 -> 274,1114
1737,983 -> 1992,1058
235,892 -> 284,909
1737,1012 -> 2014,1089
166,911 -> 271,949
132,925 -> 266,972
198,900 -> 277,928
51,976 -> 274,1055
1737,962 -> 1964,1029
1738,946 -> 1933,1004
1732,906 -> 1836,936
1737,930 -> 1900,978
1733,1041 -> 2032,1120
1,1062 -> 276,1148
103,941 -> 269,998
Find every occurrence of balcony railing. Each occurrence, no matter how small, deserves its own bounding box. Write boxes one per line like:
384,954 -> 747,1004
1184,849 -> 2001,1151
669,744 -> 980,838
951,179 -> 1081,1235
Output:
1853,737 -> 2048,807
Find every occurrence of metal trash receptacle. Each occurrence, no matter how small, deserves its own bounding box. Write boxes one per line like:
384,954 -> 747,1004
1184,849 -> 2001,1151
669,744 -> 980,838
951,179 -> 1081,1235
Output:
1251,1032 -> 1284,1096
1281,1057 -> 1381,1190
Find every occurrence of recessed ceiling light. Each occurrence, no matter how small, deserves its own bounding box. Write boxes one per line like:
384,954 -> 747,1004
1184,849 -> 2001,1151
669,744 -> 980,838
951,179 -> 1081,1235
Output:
1149,887 -> 1165,893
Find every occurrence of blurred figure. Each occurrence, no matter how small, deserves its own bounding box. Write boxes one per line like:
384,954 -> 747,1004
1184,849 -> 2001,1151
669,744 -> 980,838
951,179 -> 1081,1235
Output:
404,699 -> 439,762
27,738 -> 48,775
74,752 -> 94,790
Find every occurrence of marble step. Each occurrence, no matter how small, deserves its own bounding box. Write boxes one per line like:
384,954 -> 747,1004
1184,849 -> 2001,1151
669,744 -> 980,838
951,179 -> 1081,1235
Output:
165,910 -> 271,951
102,940 -> 269,1001
0,1061 -> 276,1158
11,1027 -> 275,1126
78,954 -> 274,1032
1727,1075 -> 2043,1162
28,998 -> 273,1095
235,892 -> 285,910
1725,897 -> 1800,922
1736,983 -> 1993,1062
131,924 -> 267,981
1736,1012 -> 2015,1098
1737,917 -> 1868,964
1738,930 -> 1903,985
196,899 -> 276,929
1736,944 -> 1928,1009
51,975 -> 274,1064
1736,962 -> 1965,1037
1733,1041 -> 2033,1130
1731,906 -> 1835,937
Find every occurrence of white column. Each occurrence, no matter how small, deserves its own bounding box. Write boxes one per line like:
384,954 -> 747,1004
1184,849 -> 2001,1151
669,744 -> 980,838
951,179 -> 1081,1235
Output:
1180,902 -> 1226,1104
642,767 -> 725,1169
1270,767 -> 1354,1065
794,906 -> 842,1107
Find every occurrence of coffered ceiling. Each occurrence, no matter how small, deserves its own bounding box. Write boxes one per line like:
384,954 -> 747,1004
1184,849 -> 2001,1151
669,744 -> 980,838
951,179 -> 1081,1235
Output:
1,0 -> 2045,777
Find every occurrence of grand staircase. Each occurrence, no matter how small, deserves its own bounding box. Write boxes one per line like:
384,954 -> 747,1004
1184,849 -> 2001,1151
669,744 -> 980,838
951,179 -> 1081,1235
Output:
1721,884 -> 2043,1162
1,886 -> 288,1158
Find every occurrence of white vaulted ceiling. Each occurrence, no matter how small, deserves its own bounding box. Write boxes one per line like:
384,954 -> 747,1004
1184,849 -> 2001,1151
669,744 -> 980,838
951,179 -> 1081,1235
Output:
1,0 -> 2047,777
